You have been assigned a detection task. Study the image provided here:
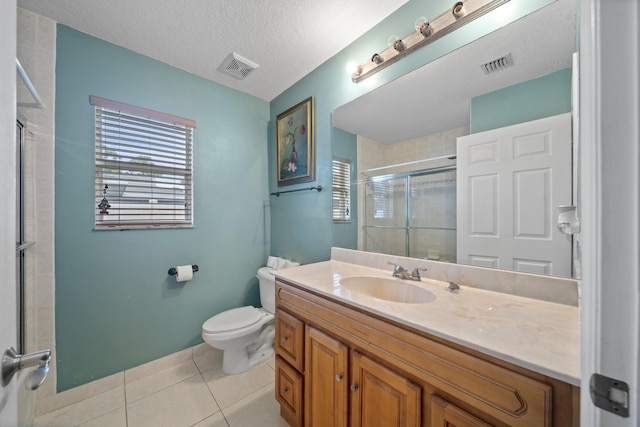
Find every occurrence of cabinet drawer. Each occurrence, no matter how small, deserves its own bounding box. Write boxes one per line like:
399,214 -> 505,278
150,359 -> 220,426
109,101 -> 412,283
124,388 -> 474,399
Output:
276,309 -> 304,371
275,356 -> 303,427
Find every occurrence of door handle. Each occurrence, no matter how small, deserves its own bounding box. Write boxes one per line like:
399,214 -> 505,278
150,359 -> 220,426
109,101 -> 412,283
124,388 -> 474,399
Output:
1,347 -> 51,390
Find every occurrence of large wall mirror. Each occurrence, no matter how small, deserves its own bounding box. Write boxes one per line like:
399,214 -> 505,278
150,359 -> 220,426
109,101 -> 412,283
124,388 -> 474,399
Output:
331,0 -> 577,278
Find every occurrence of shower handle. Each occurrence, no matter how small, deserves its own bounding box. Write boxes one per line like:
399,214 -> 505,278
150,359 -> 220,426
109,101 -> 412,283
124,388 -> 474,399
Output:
1,347 -> 51,390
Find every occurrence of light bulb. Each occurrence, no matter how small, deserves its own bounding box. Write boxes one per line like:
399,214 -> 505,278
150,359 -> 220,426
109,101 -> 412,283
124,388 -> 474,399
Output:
414,16 -> 432,37
452,1 -> 465,19
346,61 -> 361,76
387,35 -> 405,52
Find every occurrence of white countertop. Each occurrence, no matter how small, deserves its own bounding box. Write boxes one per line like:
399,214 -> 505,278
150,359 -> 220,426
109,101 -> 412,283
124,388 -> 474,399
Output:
273,260 -> 580,386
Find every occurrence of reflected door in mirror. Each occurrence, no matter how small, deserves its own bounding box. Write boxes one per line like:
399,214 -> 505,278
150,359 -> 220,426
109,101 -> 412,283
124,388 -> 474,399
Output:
457,113 -> 572,277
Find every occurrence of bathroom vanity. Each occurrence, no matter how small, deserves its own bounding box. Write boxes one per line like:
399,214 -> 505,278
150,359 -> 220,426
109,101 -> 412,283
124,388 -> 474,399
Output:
272,252 -> 579,427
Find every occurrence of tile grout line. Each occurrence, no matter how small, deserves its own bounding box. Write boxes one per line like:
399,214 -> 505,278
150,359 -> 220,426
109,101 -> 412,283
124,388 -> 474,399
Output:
123,370 -> 129,427
191,347 -> 229,427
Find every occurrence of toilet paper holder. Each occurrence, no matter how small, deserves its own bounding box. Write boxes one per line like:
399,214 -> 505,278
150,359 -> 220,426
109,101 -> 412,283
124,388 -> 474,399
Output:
168,265 -> 199,276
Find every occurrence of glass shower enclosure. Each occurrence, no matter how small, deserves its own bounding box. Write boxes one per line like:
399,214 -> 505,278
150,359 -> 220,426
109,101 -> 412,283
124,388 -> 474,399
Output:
361,157 -> 457,262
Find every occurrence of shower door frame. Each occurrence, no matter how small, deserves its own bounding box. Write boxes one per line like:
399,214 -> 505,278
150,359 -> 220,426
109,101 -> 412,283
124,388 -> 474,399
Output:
15,119 -> 26,354
362,164 -> 457,258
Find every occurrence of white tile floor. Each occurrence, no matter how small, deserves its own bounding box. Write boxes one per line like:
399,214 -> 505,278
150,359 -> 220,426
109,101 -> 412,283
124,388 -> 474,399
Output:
33,346 -> 289,427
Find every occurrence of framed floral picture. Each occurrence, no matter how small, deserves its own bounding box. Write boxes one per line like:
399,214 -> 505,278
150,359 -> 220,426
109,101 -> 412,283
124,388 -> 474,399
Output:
276,96 -> 315,186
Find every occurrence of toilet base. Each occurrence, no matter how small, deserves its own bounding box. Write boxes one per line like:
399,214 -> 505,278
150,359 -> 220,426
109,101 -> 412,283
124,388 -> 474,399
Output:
220,323 -> 275,374
222,345 -> 274,374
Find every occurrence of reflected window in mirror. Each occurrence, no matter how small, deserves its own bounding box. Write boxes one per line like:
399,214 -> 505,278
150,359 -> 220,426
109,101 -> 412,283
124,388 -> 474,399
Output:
332,157 -> 351,223
371,178 -> 394,220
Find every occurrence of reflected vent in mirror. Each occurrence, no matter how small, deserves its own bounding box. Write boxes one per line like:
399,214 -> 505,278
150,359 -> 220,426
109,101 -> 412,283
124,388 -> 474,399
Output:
480,53 -> 513,74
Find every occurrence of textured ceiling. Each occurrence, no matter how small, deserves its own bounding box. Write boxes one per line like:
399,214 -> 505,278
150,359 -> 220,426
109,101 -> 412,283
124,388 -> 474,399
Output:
17,0 -> 408,101
333,0 -> 576,144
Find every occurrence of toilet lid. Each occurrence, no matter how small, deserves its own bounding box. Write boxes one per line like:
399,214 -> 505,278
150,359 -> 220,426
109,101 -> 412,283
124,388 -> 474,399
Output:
203,306 -> 262,333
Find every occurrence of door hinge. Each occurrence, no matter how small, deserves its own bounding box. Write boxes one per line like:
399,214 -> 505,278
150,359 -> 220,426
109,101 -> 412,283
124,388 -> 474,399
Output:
590,373 -> 629,417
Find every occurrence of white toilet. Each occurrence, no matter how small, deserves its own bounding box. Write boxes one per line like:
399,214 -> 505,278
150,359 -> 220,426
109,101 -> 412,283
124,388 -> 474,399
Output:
201,266 -> 277,374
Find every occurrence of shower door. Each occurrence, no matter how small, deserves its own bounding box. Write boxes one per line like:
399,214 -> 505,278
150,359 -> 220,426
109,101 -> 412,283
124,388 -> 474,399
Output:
362,166 -> 457,261
363,175 -> 407,256
407,169 -> 457,262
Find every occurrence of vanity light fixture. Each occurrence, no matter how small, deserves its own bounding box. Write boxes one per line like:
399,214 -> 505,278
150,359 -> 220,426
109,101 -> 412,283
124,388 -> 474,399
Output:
414,17 -> 432,37
351,0 -> 510,83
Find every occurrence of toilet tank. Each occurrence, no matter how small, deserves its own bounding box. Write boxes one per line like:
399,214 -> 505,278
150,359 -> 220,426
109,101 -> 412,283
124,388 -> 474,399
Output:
257,267 -> 276,313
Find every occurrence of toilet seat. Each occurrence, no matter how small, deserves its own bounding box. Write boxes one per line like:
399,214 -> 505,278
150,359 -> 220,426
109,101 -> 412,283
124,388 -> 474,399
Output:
202,306 -> 273,341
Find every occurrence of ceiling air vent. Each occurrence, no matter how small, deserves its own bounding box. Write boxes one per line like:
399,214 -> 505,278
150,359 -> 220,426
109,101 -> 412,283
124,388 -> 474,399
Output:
218,52 -> 259,80
480,53 -> 513,74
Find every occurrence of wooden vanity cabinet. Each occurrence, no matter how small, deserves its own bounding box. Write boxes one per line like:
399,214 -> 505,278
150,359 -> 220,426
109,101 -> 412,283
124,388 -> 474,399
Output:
274,279 -> 579,427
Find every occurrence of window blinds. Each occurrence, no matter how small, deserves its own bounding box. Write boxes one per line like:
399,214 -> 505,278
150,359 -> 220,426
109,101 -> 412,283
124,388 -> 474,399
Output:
92,96 -> 195,229
332,158 -> 351,223
372,178 -> 394,220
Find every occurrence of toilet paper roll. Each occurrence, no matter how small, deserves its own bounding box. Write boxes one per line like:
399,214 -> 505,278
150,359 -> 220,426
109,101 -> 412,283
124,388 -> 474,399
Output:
175,265 -> 193,282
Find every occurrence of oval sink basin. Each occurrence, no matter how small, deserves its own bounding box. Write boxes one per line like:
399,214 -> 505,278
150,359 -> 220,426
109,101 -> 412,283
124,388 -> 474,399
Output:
340,276 -> 436,304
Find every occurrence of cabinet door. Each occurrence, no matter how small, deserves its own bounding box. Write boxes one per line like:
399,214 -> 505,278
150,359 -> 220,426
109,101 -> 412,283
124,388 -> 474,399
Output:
431,395 -> 494,427
350,351 -> 421,427
304,326 -> 348,427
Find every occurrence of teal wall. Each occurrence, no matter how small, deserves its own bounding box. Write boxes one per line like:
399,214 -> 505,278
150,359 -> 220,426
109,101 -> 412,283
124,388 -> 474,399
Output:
470,68 -> 573,133
55,26 -> 269,391
268,0 -> 555,264
331,127 -> 358,250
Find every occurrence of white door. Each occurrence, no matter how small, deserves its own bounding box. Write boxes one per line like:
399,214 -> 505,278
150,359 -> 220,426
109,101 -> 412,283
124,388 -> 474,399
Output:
579,0 -> 640,425
0,1 -> 18,425
457,113 -> 572,277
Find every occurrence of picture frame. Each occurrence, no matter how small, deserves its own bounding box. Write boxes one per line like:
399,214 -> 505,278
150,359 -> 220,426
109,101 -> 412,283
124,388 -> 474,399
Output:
276,96 -> 315,186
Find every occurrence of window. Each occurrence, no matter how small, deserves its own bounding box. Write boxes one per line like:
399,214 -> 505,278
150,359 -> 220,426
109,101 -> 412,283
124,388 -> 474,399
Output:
91,96 -> 196,230
371,178 -> 393,220
332,157 -> 351,223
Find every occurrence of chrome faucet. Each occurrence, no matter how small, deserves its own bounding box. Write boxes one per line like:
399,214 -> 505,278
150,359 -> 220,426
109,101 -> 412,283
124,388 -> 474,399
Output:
410,267 -> 428,281
388,262 -> 410,279
447,281 -> 461,292
387,263 -> 427,281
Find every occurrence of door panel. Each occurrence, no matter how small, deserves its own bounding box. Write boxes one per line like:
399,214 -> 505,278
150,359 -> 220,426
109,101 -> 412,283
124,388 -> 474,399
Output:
431,395 -> 493,427
457,113 -> 572,277
350,352 -> 421,427
304,326 -> 348,427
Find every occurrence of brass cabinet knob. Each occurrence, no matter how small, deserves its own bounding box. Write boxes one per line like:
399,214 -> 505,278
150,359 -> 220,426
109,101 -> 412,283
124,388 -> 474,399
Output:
281,335 -> 288,343
281,387 -> 288,394
336,373 -> 343,382
350,383 -> 359,392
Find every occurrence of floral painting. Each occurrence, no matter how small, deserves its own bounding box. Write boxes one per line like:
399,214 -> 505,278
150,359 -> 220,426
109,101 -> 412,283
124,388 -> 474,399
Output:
276,96 -> 315,186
